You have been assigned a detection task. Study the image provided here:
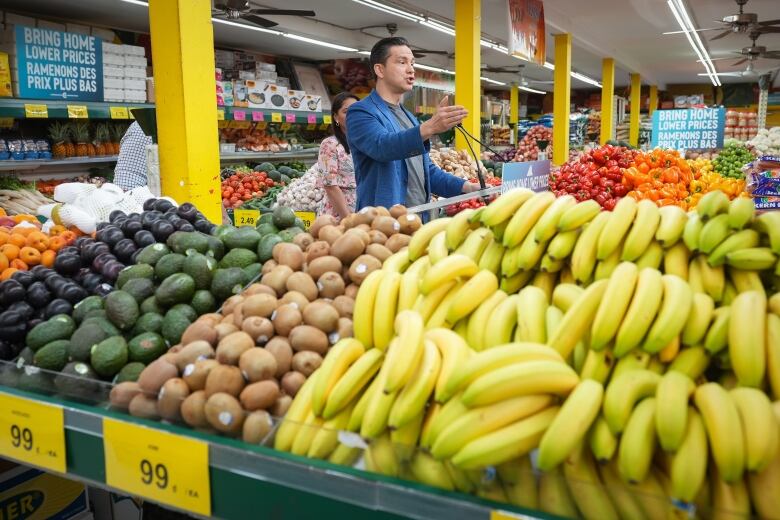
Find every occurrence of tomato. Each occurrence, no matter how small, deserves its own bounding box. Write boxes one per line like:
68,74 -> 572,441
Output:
265,179 -> 275,187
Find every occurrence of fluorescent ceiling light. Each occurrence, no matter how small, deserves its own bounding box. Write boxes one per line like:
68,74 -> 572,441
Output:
415,63 -> 454,75
667,0 -> 720,86
119,0 -> 149,5
571,71 -> 602,88
519,86 -> 547,94
212,18 -> 281,35
284,33 -> 357,52
481,77 -> 506,86
543,61 -> 556,70
420,20 -> 456,36
358,51 -> 372,56
352,0 -> 423,22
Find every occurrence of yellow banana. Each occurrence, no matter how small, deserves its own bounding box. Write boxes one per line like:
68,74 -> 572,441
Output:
571,211 -> 610,283
670,408 -> 708,504
500,269 -> 534,293
728,196 -> 757,230
767,313 -> 780,400
579,348 -> 615,384
747,425 -> 780,519
614,268 -> 664,357
352,269 -> 384,348
445,207 -> 477,250
360,364 -> 398,439
445,460 -> 475,494
515,286 -> 548,344
704,305 -> 731,354
622,199 -> 661,261
697,190 -> 730,221
688,254 -> 705,293
538,466 -> 580,519
594,241 -> 622,280
694,382 -> 745,483
427,230 -> 448,265
729,267 -> 766,297
423,392 -> 468,449
755,211 -> 780,254
419,253 -> 478,295
424,280 -> 462,329
642,273 -> 694,353
771,292 -> 780,316
461,360 -> 579,407
547,228 -> 580,261
698,255 -> 726,302
698,213 -> 730,254
683,211 -> 703,252
455,227 -> 493,263
322,348 -> 384,420
663,241 -> 689,279
535,194 -> 577,242
531,271 -> 557,302
426,328 -> 472,402
514,228 -> 549,271
390,411 -> 423,462
466,290 -> 508,352
409,451 -> 455,491
589,415 -> 618,463
682,292 -> 715,346
617,397 -> 657,484
503,191 -> 556,248
655,204 -> 688,247
478,238 -> 504,275
407,217 -> 452,261
545,305 -> 564,341
726,247 -> 778,270
384,311 -> 425,393
311,338 -> 365,417
710,469 -> 751,520
611,349 -> 650,380
603,369 -> 661,434
729,290 -> 767,388
634,240 -> 664,270
445,270 -> 498,324
501,245 -> 521,277
540,254 -> 565,273
290,410 -> 325,456
655,371 -> 695,452
382,248 -> 411,273
308,402 -> 354,459
730,387 -> 779,472
563,441 -> 620,520
480,187 -> 534,228
597,196 -> 638,260
388,339 -> 441,429
723,279 -> 738,304
397,256 -> 430,312
413,280 -> 455,324
707,228 -> 760,267
551,283 -> 584,313
372,271 -> 401,351
328,443 -> 362,467
668,346 -> 710,379
501,457 -> 538,510
591,261 -> 639,350
365,432 -> 399,477
347,371 -> 383,432
598,461 -> 648,520
274,375 -> 317,452
483,294 -> 520,349
558,198 -> 602,232
547,279 -> 608,359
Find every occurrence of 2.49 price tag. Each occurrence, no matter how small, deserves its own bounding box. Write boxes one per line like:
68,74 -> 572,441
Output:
103,418 -> 211,516
0,392 -> 66,473
233,208 -> 260,226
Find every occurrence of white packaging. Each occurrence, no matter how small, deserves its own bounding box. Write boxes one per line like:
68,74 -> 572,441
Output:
103,54 -> 125,66
103,65 -> 124,78
37,20 -> 67,32
257,70 -> 277,81
303,94 -> 322,112
264,83 -> 288,109
103,77 -> 123,89
104,88 -> 125,102
123,45 -> 145,57
238,70 -> 254,80
65,23 -> 90,35
123,78 -> 146,91
124,89 -> 147,102
125,55 -> 147,67
256,62 -> 276,72
124,66 -> 146,79
215,50 -> 234,68
286,89 -> 305,110
102,42 -> 124,55
91,27 -> 116,41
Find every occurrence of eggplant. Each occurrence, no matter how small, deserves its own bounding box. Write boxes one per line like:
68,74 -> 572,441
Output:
92,252 -> 116,272
128,213 -> 141,221
60,283 -> 88,304
175,220 -> 195,232
54,254 -> 82,276
109,209 -> 126,223
2,280 -> 26,303
82,273 -> 103,292
96,221 -> 111,231
134,230 -> 156,248
177,203 -> 198,222
94,283 -> 114,297
143,198 -> 158,211
26,281 -> 51,309
74,236 -> 94,249
113,216 -> 127,228
102,261 -> 125,283
0,310 -> 20,327
7,301 -> 34,320
151,220 -> 175,242
11,270 -> 34,287
99,226 -> 125,248
114,239 -> 137,263
59,246 -> 80,257
82,242 -> 110,264
27,316 -> 44,328
122,219 -> 143,238
44,299 -> 72,319
154,199 -> 175,213
193,219 -> 213,234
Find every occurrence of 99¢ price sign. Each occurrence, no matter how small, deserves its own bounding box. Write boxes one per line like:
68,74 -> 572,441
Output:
103,418 -> 211,516
0,392 -> 66,473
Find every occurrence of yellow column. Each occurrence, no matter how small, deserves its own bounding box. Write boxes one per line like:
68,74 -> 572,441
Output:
629,73 -> 641,148
454,0 -> 481,153
149,0 -> 221,222
552,33 -> 571,166
648,85 -> 658,117
600,58 -> 615,145
510,83 -> 519,145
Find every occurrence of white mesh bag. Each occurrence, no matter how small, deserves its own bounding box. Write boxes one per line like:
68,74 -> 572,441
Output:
53,182 -> 97,203
127,185 -> 154,207
73,183 -> 126,222
38,203 -> 97,234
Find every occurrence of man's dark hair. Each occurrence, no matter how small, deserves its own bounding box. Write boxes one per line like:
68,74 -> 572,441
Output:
370,36 -> 410,76
331,92 -> 359,154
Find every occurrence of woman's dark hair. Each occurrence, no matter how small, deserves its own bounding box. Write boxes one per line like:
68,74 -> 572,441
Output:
331,92 -> 359,154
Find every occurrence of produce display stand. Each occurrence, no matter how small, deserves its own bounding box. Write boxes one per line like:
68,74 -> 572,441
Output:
407,186 -> 503,216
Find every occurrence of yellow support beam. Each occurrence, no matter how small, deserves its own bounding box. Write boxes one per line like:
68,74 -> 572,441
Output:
600,58 -> 615,145
149,0 -> 221,223
629,73 -> 641,148
648,85 -> 658,117
552,33 -> 571,166
510,83 -> 519,145
454,0 -> 481,154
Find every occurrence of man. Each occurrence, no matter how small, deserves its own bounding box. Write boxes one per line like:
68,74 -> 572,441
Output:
346,37 -> 481,210
114,121 -> 152,191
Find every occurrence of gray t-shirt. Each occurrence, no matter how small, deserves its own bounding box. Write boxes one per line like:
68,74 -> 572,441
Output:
385,102 -> 427,207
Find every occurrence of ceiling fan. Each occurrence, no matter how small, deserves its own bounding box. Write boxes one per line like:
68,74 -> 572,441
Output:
706,33 -> 780,66
212,1 -> 315,28
698,60 -> 776,78
663,0 -> 780,40
480,64 -> 553,86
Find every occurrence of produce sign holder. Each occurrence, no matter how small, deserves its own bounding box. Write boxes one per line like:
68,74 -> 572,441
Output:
407,186 -> 502,215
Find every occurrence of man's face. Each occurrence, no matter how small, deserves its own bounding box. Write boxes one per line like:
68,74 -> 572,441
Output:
375,45 -> 416,94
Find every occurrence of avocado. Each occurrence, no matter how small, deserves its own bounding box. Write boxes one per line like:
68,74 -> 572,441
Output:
257,234 -> 283,263
256,222 -> 278,236
128,332 -> 167,364
140,296 -> 164,315
214,224 -> 234,241
33,339 -> 70,371
224,227 -> 261,251
116,263 -> 155,289
272,206 -> 296,229
18,369 -> 54,394
258,213 -> 275,226
155,253 -> 186,281
204,234 -> 225,261
162,309 -> 192,345
81,317 -> 121,337
135,243 -> 172,266
105,291 -> 140,331
69,322 -> 110,362
132,312 -> 164,336
219,248 -> 258,269
72,296 -> 104,323
280,174 -> 291,184
191,290 -> 216,315
156,273 -> 196,307
55,362 -> 102,399
115,362 -> 146,383
243,263 -> 262,284
83,309 -> 108,321
169,304 -> 197,322
211,268 -> 246,302
90,336 -> 129,378
278,227 -> 304,242
167,231 -> 210,255
26,315 -> 75,351
122,278 -> 156,304
183,253 -> 216,290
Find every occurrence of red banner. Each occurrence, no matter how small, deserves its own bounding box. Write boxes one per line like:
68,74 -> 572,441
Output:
507,0 -> 546,66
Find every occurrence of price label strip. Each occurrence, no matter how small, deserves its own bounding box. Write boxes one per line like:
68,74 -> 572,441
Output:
233,208 -> 260,226
103,418 -> 211,516
294,211 -> 316,231
110,106 -> 129,119
67,105 -> 88,118
0,392 -> 66,473
24,104 -> 48,118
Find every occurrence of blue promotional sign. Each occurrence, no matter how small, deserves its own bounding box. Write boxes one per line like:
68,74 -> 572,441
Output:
15,25 -> 103,101
651,107 -> 725,151
501,160 -> 551,193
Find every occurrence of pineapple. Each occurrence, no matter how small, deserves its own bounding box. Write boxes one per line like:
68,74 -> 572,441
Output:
110,124 -> 124,154
94,124 -> 109,156
73,122 -> 90,157
63,124 -> 76,157
48,122 -> 68,158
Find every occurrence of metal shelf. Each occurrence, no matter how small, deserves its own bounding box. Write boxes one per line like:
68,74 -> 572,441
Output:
219,149 -> 318,163
0,156 -> 119,172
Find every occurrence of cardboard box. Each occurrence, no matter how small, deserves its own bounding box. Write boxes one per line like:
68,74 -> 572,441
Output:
256,62 -> 276,72
104,88 -> 125,102
286,89 -> 305,110
65,22 -> 90,35
103,65 -> 124,78
123,78 -> 145,91
103,54 -> 125,66
257,70 -> 277,81
102,42 -> 124,55
124,55 -> 147,67
125,89 -> 146,102
124,67 -> 146,79
124,45 -> 145,57
103,76 -> 123,89
0,464 -> 87,519
238,70 -> 254,81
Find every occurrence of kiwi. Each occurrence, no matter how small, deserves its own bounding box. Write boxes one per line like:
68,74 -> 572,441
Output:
286,272 -> 318,302
310,215 -> 337,238
158,378 -> 190,421
291,351 -> 323,377
302,301 -> 340,333
239,348 -> 277,382
375,206 -> 391,217
110,381 -> 142,410
366,243 -> 393,263
204,365 -> 245,397
354,207 -> 378,226
181,321 -> 218,346
345,284 -> 359,299
261,260 -> 278,275
390,204 -> 407,218
241,293 -> 277,319
281,371 -> 306,397
318,225 -> 343,245
205,392 -> 245,434
368,230 -> 388,244
289,325 -> 329,354
273,242 -> 304,271
337,317 -> 353,341
243,283 -> 276,297
197,313 -> 223,326
305,241 -> 331,264
181,390 -> 209,428
242,410 -> 273,444
216,331 -> 254,365
239,380 -> 280,411
221,313 -> 236,324
280,290 -> 309,309
372,215 -> 401,237
271,395 -> 293,416
332,295 -> 354,318
307,255 -> 342,280
242,316 -> 274,343
272,304 -> 302,337
265,337 -> 293,377
317,272 -> 346,299
261,265 -> 294,296
182,359 -> 219,392
330,233 -> 365,264
232,303 -> 246,328
385,233 -> 411,253
129,394 -> 159,419
138,359 -> 178,395
348,254 -> 382,285
174,340 -> 215,371
398,213 -> 422,234
214,323 -> 239,342
347,227 -> 371,247
292,233 -> 315,252
222,295 -> 245,316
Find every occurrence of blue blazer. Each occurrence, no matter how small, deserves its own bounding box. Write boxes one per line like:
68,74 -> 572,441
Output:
346,90 -> 466,210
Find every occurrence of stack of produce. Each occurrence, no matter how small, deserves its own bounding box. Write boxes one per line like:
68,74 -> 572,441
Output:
513,125 -> 553,162
748,127 -> 780,156
490,126 -> 510,146
430,148 -> 488,180
0,188 -> 53,216
622,149 -> 694,209
274,188 -> 780,517
713,142 -> 755,179
221,162 -> 303,209
220,127 -> 292,153
275,169 -> 324,213
688,157 -> 746,209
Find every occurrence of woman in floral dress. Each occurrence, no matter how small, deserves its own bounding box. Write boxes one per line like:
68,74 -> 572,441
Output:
317,92 -> 359,220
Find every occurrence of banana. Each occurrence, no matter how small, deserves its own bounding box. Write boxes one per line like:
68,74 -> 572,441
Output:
655,371 -> 695,452
579,348 -> 615,384
531,271 -> 557,302
682,292 -> 715,346
492,218 -> 509,242
322,349 -> 384,420
445,270 -> 499,325
594,241 -> 622,280
626,470 -> 674,520
360,364 -> 398,439
311,338 -> 365,417
698,213 -> 730,254
698,255 -> 726,302
503,191 -> 556,248
397,256 -> 430,312
538,466 -> 580,519
428,230 -> 449,265
425,328 -> 471,403
388,340 -> 441,429
598,461 -> 648,520
683,211 -> 703,252
391,411 -> 423,461
455,227 -> 493,263
445,460 -> 476,494
535,194 -> 577,242
514,228 -> 549,271
729,267 -> 766,297
571,211 -> 611,283
704,306 -> 731,353
502,244 -> 521,277
409,451 -> 455,491
668,346 -> 710,379
771,293 -> 780,316
768,313 -> 780,400
663,241 -> 689,280
384,311 -> 425,393
407,217 -> 452,261
707,228 -> 760,266
480,187 -> 534,228
726,247 -> 778,270
290,410 -> 325,456
748,428 -> 780,520
419,253 -> 478,295
445,207 -> 477,250
413,280 -> 457,323
466,290 -> 508,352
431,394 -> 553,459
563,442 -> 620,520
470,206 -> 486,224
274,375 -> 317,452
694,382 -> 745,483
461,359 -> 579,407
382,248 -> 411,273
545,305 -> 564,341
589,415 -> 618,463
655,204 -> 688,247
548,279 -> 608,359
551,283 -> 584,313
537,380 -> 604,471
730,387 -> 779,472
616,397 -> 657,484
710,469 -> 751,520
497,456 -> 533,486
670,408 -> 708,504
755,211 -> 780,254
659,336 -> 681,363
723,279 -> 738,304
478,238 -> 504,275
647,356 -> 666,374
728,197 -> 755,230
308,403 -> 354,459
515,286 -> 548,343
501,457 -> 538,510
540,254 -> 565,273
591,261 -> 639,350
729,290 -> 767,388
621,199 -> 661,261
634,241 -> 664,270
603,369 -> 661,434
596,196 -> 638,260
328,443 -> 362,467
614,268 -> 664,357
423,392 -> 468,449
372,271 -> 401,351
688,254 -> 705,293
559,198 -> 602,232
425,280 -> 463,330
352,269 -> 384,348
500,268 -> 534,293
347,371 -> 383,431
451,406 -> 560,469
547,229 -> 580,261
365,432 -> 399,477
483,294 -> 520,349
611,349 -> 650,380
642,274 -> 694,353
697,190 -> 730,221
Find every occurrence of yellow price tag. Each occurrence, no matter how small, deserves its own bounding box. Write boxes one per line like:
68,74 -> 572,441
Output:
256,121 -> 268,130
280,122 -> 291,130
323,114 -> 332,125
128,109 -> 136,120
110,106 -> 129,119
228,120 -> 251,129
216,109 -> 225,121
24,104 -> 48,118
271,112 -> 282,123
294,211 -> 316,231
306,123 -> 316,130
103,418 -> 211,516
217,120 -> 228,129
234,208 -> 260,226
319,123 -> 330,130
67,105 -> 88,118
0,118 -> 13,128
0,391 -> 66,473
491,511 -> 533,520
